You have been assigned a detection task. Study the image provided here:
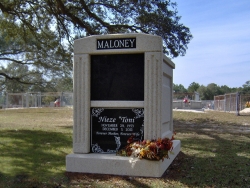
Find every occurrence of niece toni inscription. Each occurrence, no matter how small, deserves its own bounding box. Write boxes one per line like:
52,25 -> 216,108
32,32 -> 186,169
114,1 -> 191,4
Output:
90,108 -> 144,153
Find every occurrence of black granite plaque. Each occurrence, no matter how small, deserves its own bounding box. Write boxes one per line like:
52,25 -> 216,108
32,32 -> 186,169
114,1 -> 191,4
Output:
90,108 -> 144,153
91,54 -> 144,101
97,38 -> 136,50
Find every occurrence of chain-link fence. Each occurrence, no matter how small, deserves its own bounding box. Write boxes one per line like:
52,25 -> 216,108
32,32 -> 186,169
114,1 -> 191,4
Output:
2,91 -> 249,114
1,92 -> 73,109
240,94 -> 250,114
0,93 -> 5,109
214,93 -> 250,115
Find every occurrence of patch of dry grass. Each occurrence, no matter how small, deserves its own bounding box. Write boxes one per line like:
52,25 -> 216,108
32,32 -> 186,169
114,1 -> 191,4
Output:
0,107 -> 73,131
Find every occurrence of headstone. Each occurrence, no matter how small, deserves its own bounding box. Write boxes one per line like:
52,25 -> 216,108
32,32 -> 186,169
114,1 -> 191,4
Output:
66,33 -> 181,177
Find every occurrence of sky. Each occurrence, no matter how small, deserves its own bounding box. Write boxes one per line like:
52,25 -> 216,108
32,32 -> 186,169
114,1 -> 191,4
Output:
172,0 -> 250,89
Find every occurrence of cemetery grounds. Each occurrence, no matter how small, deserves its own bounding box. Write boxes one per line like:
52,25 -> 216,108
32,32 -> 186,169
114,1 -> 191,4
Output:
0,107 -> 249,188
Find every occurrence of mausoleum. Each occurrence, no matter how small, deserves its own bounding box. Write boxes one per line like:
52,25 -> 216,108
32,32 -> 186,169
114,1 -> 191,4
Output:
66,33 -> 180,177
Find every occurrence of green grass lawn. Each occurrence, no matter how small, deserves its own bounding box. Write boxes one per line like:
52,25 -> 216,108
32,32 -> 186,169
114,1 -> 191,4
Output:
0,108 -> 249,187
0,108 -> 73,187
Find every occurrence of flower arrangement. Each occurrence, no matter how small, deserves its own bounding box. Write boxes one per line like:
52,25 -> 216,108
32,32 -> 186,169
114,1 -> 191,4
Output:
245,101 -> 250,108
116,135 -> 175,161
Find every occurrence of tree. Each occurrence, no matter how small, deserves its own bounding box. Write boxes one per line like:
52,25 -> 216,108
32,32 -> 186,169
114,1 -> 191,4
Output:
173,83 -> 188,99
0,18 -> 72,90
206,83 -> 223,99
219,85 -> 232,94
0,0 -> 192,89
187,82 -> 200,93
197,85 -> 208,100
50,76 -> 73,92
0,62 -> 58,93
196,83 -> 224,100
1,63 -> 36,93
242,80 -> 250,94
173,84 -> 187,93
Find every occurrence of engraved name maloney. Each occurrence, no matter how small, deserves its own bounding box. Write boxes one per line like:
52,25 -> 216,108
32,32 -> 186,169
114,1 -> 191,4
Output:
97,38 -> 136,50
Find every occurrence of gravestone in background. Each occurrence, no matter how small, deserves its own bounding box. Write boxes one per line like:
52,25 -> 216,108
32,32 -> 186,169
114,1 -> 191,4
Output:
66,33 -> 181,177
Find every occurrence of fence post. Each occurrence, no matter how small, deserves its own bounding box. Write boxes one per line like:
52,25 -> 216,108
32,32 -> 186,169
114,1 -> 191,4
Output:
236,92 -> 240,116
38,92 -> 41,107
22,93 -> 24,108
224,95 -> 227,112
5,92 -> 8,108
60,92 -> 63,107
26,93 -> 29,108
229,94 -> 232,112
34,94 -> 37,107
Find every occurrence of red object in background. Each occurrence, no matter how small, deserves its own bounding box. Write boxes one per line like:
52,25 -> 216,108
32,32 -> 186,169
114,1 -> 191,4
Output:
54,99 -> 60,107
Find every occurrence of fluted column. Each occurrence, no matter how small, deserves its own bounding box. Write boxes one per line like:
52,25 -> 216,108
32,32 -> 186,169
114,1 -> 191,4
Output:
144,52 -> 162,140
73,54 -> 91,153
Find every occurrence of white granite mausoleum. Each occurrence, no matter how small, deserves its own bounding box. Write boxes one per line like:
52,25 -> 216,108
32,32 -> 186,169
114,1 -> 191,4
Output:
66,33 -> 181,177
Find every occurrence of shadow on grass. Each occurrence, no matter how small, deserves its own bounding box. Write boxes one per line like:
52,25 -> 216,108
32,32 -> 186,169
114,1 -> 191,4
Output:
0,129 -> 72,187
239,112 -> 250,116
174,117 -> 250,135
56,125 -> 73,129
164,120 -> 250,187
66,172 -> 152,188
0,128 -> 154,188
